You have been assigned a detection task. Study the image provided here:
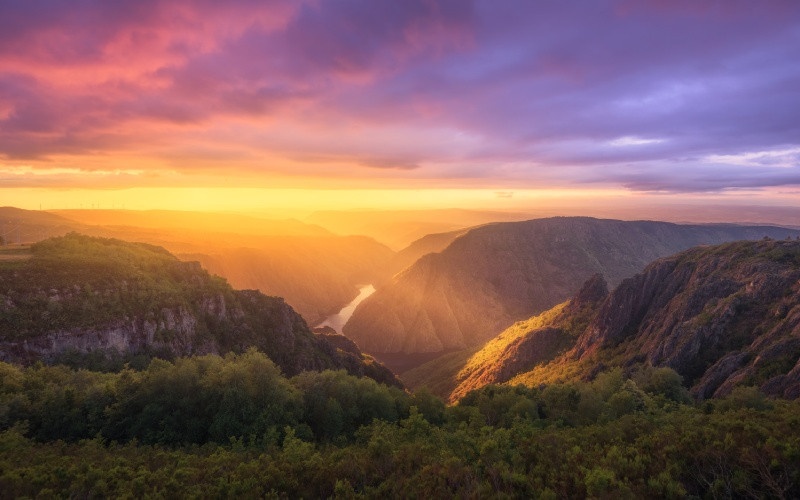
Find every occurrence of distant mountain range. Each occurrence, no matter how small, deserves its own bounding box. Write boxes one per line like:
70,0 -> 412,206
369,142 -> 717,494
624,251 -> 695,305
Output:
305,209 -> 531,250
406,239 -> 800,402
50,209 -> 334,237
345,217 -> 800,370
0,233 -> 399,386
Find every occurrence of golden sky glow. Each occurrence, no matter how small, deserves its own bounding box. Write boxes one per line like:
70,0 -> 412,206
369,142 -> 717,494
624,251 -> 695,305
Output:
1,187 -> 633,216
3,186 -> 799,221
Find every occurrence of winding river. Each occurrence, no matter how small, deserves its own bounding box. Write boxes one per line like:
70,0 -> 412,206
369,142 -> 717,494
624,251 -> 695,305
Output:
316,284 -> 375,333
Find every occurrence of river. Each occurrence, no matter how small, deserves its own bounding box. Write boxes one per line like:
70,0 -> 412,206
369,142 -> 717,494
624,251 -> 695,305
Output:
315,284 -> 376,333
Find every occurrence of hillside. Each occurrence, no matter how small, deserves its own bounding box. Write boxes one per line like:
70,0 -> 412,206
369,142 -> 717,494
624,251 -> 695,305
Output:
402,275 -> 609,401
0,233 -> 399,386
345,217 -> 800,368
0,206 -> 84,244
422,239 -> 800,401
0,207 -> 396,325
383,229 -> 467,282
564,238 -> 800,399
41,208 -> 397,324
450,275 -> 608,401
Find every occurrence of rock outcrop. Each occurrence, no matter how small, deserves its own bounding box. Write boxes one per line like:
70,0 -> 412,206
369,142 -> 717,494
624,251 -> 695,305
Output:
569,239 -> 800,398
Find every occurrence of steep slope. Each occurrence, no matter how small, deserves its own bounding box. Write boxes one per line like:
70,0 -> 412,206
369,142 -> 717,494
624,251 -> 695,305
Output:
345,217 -> 800,364
402,275 -> 608,401
448,275 -> 608,402
418,240 -> 800,401
0,233 -> 399,386
381,229 -> 467,284
562,239 -> 800,399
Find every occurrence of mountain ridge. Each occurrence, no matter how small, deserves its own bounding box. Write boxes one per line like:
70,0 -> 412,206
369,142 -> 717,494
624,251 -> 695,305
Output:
345,217 -> 800,367
413,239 -> 800,402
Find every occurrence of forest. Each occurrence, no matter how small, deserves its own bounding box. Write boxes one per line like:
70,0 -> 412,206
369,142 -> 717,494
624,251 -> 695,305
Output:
1,350 -> 798,498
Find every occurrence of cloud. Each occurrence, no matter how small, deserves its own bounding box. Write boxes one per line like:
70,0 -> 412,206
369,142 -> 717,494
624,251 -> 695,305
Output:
704,147 -> 800,169
609,136 -> 665,147
595,162 -> 800,193
0,0 -> 799,192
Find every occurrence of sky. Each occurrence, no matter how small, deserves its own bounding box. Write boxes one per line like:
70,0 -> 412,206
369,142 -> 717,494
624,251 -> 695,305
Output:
1,0 -> 799,213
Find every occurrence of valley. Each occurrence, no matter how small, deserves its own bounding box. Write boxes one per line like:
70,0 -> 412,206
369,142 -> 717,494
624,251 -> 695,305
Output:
316,284 -> 376,333
344,217 -> 800,370
0,207 -> 394,325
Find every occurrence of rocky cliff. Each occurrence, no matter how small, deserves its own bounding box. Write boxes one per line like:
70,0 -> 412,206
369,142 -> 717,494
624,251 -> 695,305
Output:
568,239 -> 800,399
406,240 -> 800,401
0,233 -> 401,386
345,217 -> 800,359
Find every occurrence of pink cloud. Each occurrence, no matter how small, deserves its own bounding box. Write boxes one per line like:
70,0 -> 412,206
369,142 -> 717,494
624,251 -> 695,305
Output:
0,0 -> 798,193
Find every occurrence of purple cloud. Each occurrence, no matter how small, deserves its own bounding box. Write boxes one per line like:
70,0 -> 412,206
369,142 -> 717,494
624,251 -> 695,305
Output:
0,0 -> 798,192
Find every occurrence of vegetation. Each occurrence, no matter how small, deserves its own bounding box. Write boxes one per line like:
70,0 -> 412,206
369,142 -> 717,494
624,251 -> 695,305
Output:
2,231 -> 800,497
404,276 -> 606,402
400,347 -> 476,396
1,352 -> 798,498
0,233 -> 403,386
0,233 -> 232,340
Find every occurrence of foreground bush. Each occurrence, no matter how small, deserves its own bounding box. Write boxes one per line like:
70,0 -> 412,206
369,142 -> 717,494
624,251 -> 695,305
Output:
1,354 -> 798,498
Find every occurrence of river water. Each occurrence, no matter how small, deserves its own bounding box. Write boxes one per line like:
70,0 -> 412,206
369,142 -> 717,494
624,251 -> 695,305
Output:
316,284 -> 376,333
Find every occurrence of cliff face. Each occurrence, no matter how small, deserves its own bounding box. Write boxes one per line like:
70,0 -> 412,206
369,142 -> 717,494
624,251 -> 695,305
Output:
570,239 -> 800,399
407,240 -> 800,402
0,234 -> 401,385
345,217 -> 800,357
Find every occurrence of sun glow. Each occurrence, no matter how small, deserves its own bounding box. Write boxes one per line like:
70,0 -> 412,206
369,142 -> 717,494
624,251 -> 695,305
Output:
1,187 -> 636,217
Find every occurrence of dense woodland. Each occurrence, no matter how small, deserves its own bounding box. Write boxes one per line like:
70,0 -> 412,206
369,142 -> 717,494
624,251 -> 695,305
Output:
1,350 -> 799,498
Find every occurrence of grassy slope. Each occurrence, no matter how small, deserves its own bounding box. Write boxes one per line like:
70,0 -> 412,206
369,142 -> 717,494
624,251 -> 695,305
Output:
401,300 -> 592,400
399,348 -> 477,398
